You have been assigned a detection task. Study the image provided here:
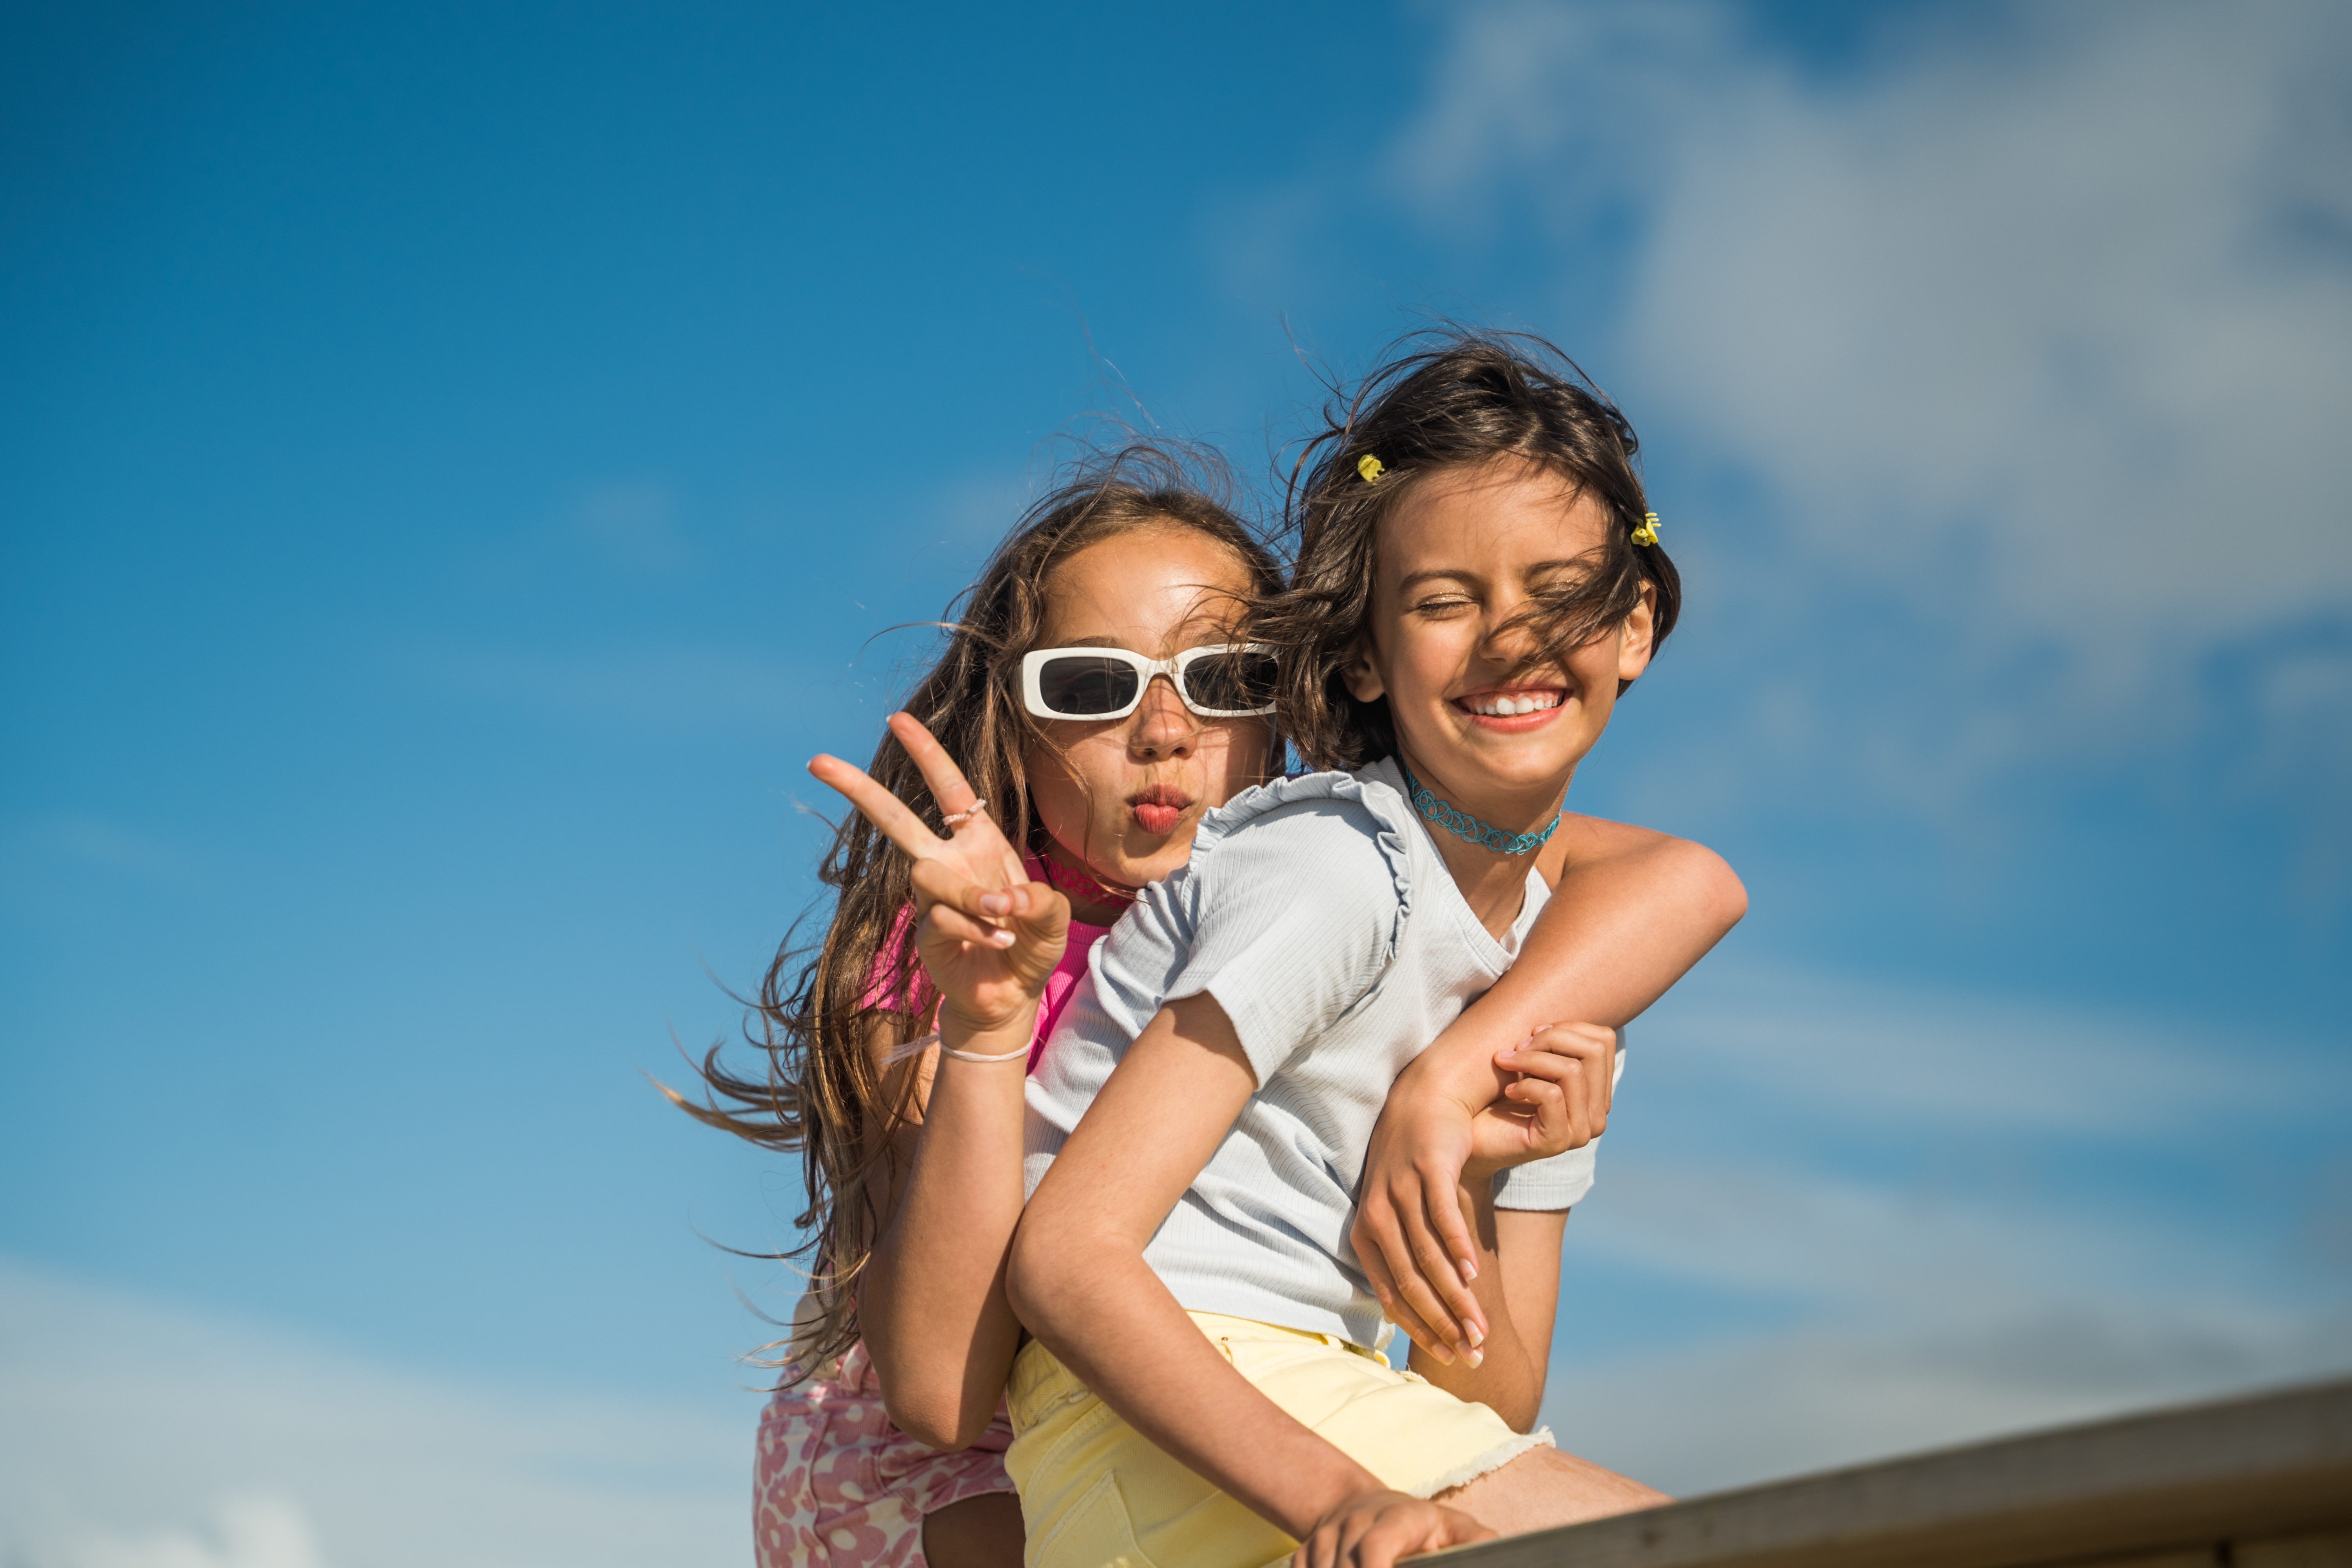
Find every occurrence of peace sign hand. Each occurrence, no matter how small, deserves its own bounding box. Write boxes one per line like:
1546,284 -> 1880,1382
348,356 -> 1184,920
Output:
809,712 -> 1071,1038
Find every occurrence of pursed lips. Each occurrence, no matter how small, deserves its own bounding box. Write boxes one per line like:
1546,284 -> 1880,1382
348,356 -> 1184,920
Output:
1128,784 -> 1192,835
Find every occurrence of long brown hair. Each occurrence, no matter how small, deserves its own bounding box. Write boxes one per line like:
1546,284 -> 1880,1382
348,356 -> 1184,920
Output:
677,443 -> 1281,1379
1269,330 -> 1682,769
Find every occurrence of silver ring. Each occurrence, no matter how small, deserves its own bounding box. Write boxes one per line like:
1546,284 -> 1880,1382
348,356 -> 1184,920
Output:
940,797 -> 988,829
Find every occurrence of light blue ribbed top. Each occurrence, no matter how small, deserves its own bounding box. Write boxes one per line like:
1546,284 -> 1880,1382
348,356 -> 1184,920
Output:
1023,756 -> 1604,1350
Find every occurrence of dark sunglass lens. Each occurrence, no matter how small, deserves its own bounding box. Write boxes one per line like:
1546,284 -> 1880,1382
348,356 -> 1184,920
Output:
1185,650 -> 1279,711
1037,656 -> 1140,715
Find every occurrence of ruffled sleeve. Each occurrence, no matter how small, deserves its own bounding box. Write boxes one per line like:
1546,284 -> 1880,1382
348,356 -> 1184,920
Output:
1143,770 -> 1417,1085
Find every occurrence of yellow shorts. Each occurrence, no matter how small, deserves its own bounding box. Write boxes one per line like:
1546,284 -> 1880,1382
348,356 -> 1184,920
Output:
1004,1313 -> 1552,1568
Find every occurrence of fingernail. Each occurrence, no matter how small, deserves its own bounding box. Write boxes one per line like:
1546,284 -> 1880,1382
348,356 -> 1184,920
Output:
990,929 -> 1015,947
1459,1256 -> 1478,1281
978,892 -> 1011,915
1465,1322 -> 1485,1348
1430,1344 -> 1455,1365
1465,1346 -> 1484,1368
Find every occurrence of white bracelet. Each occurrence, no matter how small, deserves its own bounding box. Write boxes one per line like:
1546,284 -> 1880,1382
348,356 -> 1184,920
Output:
940,1040 -> 1031,1063
892,1031 -> 1030,1065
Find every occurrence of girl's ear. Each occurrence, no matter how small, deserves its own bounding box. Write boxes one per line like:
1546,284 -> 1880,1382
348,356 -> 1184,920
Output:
1616,581 -> 1659,685
1340,636 -> 1386,704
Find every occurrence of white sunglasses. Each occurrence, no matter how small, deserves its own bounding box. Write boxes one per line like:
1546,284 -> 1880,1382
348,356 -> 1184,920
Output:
1019,643 -> 1279,721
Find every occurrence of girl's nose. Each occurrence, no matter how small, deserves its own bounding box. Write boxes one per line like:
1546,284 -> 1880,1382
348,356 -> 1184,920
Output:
1480,598 -> 1540,664
1129,675 -> 1197,759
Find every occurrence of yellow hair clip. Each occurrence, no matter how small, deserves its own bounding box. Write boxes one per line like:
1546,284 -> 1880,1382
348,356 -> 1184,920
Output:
1357,454 -> 1385,484
1631,511 -> 1661,546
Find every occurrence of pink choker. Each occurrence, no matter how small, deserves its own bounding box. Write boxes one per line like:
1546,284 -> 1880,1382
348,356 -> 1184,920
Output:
1030,851 -> 1140,906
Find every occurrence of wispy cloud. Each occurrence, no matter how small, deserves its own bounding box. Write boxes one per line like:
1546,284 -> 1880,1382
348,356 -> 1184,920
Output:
38,1495 -> 328,1568
0,1259 -> 748,1568
1640,965 -> 2350,1137
1543,965 -> 2352,1492
1375,0 -> 2352,846
1551,1305 -> 2350,1497
1396,0 -> 2352,647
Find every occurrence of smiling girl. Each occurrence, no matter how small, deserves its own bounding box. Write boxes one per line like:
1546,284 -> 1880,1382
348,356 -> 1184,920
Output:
690,424 -> 1738,1568
1004,336 -> 1721,1568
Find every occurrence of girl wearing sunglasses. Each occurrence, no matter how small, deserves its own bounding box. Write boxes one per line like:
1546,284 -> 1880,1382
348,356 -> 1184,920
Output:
684,442 -> 1740,1568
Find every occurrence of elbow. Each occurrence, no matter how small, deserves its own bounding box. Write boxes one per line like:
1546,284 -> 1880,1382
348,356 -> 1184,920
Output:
1710,858 -> 1749,936
866,1335 -> 987,1452
882,1387 -> 980,1452
1675,840 -> 1747,939
1005,1211 -> 1071,1338
1005,1219 -> 1046,1330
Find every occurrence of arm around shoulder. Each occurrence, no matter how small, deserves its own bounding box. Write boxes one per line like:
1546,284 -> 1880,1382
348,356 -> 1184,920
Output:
1425,821 -> 1742,1104
1351,824 -> 1741,1366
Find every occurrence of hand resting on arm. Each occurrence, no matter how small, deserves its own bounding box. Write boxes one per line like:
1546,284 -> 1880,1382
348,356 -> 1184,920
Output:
1355,818 -> 1746,1365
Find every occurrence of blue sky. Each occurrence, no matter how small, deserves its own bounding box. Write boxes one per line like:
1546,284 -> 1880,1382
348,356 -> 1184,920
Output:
4,2 -> 2348,1564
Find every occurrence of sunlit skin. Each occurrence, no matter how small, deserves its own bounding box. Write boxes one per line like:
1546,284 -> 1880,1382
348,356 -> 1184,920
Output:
1344,456 -> 1655,935
866,523 -> 1271,1568
1024,525 -> 1276,924
1002,464 -> 1683,1567
806,485 -> 1697,1568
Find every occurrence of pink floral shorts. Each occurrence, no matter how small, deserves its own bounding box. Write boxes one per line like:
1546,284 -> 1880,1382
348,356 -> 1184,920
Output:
755,1341 -> 1017,1568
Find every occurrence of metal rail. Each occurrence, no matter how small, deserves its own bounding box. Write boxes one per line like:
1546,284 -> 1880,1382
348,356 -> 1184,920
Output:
1424,1377 -> 2352,1568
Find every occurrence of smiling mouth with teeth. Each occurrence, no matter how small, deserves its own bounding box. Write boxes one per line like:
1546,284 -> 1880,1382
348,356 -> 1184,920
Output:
1460,690 -> 1564,717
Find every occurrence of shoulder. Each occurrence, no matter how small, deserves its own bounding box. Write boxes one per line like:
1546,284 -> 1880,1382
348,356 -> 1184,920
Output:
1184,768 -> 1417,957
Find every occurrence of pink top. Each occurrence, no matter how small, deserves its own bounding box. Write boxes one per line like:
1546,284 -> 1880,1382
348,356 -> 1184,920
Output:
863,856 -> 1117,1072
1030,911 -> 1115,1069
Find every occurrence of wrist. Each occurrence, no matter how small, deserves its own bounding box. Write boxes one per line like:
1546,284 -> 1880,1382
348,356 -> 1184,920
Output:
1460,1151 -> 1506,1181
1288,1460 -> 1392,1537
1399,1040 -> 1504,1116
937,1000 -> 1037,1056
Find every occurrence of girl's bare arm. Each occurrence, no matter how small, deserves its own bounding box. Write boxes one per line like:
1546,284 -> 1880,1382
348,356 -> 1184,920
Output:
1357,818 -> 1745,1362
812,715 -> 1066,1450
855,906 -> 1049,1448
1008,993 -> 1493,1555
1403,1189 -> 1566,1432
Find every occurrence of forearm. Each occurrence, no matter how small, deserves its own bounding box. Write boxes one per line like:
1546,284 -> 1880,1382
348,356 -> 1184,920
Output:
1405,1187 -> 1557,1430
862,1012 -> 1033,1449
1009,993 -> 1388,1539
1411,827 -> 1743,1111
1009,1221 -> 1380,1537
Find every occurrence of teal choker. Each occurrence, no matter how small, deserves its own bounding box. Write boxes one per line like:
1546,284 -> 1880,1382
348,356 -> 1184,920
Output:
1399,763 -> 1562,857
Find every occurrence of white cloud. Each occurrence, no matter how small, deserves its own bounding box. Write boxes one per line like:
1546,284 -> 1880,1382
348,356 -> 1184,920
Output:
1549,1306 -> 2350,1497
1388,0 -> 2352,796
0,1259 -> 749,1568
42,1496 -> 327,1568
1637,965 -> 2350,1138
1538,965 -> 2352,1492
1400,0 -> 2352,640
